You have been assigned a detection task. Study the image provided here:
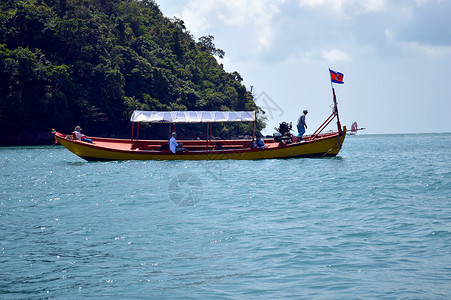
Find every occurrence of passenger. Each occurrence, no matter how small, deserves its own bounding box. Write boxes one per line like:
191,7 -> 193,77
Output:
169,132 -> 185,153
253,134 -> 265,149
297,109 -> 308,138
74,126 -> 93,143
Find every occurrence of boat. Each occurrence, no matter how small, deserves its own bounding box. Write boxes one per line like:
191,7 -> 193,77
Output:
53,72 -> 347,161
53,109 -> 346,161
348,121 -> 365,135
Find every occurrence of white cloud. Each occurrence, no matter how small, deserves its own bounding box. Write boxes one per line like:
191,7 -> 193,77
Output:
217,1 -> 282,26
299,0 -> 387,14
385,23 -> 451,59
363,0 -> 387,12
321,49 -> 350,62
176,0 -> 284,53
415,0 -> 432,6
384,28 -> 394,42
402,42 -> 451,59
176,1 -> 217,33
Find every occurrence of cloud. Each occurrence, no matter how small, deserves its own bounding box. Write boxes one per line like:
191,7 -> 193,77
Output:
176,0 -> 284,53
175,1 -> 216,34
299,0 -> 451,60
163,0 -> 451,66
396,0 -> 451,47
401,41 -> 451,59
386,27 -> 451,59
321,49 -> 350,62
299,0 -> 387,14
382,0 -> 451,59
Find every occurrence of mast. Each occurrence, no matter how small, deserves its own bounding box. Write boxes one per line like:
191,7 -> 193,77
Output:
332,87 -> 343,135
310,69 -> 345,139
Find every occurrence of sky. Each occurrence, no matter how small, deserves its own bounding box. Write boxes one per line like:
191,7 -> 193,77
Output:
157,0 -> 451,135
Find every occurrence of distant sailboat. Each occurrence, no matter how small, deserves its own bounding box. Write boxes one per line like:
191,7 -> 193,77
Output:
348,121 -> 365,135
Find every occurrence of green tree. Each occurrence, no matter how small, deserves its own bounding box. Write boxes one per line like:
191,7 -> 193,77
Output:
0,0 -> 265,145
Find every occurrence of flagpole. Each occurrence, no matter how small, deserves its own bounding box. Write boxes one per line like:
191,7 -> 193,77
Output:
332,86 -> 343,135
329,68 -> 334,91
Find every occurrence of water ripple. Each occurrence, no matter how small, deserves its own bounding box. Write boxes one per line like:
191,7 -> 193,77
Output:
0,134 -> 450,298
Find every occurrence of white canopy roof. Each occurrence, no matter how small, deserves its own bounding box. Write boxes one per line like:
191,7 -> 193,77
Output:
130,111 -> 256,123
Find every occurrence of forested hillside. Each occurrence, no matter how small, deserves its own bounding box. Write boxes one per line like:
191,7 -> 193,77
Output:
0,0 -> 264,145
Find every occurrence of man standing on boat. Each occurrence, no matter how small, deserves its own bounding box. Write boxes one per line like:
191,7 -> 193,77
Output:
297,110 -> 308,138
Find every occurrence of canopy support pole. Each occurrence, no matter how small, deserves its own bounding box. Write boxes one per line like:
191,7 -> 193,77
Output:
252,111 -> 256,144
206,123 -> 212,151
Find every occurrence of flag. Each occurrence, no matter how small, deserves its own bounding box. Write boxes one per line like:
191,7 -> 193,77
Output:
330,69 -> 344,84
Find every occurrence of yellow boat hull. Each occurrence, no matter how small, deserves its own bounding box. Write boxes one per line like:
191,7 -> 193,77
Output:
55,127 -> 346,161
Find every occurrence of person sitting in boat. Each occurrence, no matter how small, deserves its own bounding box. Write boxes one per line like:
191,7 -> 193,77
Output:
74,126 -> 93,143
169,132 -> 185,153
252,134 -> 265,149
297,109 -> 308,138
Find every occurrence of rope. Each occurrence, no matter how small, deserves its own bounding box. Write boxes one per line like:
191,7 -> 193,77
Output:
23,147 -> 48,162
322,136 -> 342,157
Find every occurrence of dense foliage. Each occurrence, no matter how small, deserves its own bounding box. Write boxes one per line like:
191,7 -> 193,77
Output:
0,0 -> 264,145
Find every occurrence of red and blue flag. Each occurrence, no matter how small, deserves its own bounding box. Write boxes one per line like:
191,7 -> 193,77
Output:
330,69 -> 344,84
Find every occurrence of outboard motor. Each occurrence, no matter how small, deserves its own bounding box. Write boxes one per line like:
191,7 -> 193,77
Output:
273,132 -> 282,142
274,122 -> 293,143
278,122 -> 292,136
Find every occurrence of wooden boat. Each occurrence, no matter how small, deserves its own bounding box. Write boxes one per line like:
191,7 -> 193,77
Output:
347,121 -> 365,135
54,107 -> 346,161
53,76 -> 347,161
53,128 -> 345,161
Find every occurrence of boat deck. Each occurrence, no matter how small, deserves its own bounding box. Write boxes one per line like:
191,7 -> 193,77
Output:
69,135 -> 283,152
58,132 -> 338,153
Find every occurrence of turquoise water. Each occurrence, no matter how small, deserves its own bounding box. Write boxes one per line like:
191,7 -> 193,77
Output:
1,134 -> 450,299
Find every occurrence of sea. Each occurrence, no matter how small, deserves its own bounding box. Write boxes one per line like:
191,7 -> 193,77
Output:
1,133 -> 450,299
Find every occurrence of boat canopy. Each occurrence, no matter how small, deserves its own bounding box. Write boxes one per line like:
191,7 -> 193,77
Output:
130,111 -> 256,123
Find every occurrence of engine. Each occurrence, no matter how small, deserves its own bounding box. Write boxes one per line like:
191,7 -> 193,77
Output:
273,122 -> 293,142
